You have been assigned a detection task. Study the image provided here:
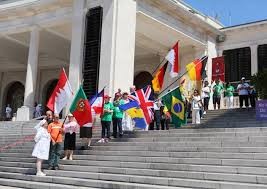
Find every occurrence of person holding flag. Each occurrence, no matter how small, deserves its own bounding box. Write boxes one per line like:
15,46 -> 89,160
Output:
99,95 -> 114,143
69,86 -> 93,150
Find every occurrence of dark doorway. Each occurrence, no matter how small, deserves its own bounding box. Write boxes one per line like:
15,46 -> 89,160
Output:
5,82 -> 25,116
134,71 -> 153,90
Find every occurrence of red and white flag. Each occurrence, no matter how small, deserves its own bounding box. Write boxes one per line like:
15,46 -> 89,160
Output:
165,41 -> 179,78
89,88 -> 104,115
47,68 -> 73,114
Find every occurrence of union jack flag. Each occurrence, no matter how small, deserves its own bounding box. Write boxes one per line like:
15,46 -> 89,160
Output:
128,85 -> 154,124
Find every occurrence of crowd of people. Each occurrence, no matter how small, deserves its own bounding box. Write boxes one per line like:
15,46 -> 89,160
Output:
29,79 -> 257,176
187,77 -> 257,125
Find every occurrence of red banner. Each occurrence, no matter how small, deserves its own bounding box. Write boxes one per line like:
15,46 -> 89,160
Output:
212,56 -> 225,82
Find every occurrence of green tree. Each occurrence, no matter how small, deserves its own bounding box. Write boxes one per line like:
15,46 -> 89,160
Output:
251,70 -> 267,99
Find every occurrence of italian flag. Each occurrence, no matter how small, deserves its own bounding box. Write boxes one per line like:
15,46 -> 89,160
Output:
70,86 -> 92,127
47,68 -> 73,114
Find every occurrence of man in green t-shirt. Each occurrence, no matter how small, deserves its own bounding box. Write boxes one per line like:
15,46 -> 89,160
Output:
112,93 -> 124,138
225,82 -> 235,109
100,95 -> 114,143
213,79 -> 224,110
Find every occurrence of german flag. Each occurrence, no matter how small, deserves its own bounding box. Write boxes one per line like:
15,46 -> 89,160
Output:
186,56 -> 208,81
152,62 -> 168,92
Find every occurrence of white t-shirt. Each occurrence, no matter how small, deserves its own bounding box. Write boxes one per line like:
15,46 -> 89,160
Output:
201,86 -> 211,98
192,95 -> 201,110
237,83 -> 250,95
153,100 -> 162,111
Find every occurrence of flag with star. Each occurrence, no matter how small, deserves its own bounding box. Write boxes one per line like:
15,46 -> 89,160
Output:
162,87 -> 186,127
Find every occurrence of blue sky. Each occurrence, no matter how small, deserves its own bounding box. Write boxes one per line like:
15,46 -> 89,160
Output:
183,0 -> 267,27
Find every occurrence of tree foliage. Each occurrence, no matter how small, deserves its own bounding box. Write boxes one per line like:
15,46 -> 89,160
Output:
251,70 -> 267,99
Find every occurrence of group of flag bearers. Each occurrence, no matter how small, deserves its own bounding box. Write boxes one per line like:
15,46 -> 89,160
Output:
31,41 -> 211,176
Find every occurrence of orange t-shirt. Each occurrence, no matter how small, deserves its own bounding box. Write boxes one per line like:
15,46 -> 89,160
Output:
48,121 -> 63,143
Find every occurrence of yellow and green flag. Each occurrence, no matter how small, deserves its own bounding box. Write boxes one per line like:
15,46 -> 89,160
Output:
162,87 -> 186,127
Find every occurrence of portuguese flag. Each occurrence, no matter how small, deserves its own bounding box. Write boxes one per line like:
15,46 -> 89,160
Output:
69,86 -> 92,127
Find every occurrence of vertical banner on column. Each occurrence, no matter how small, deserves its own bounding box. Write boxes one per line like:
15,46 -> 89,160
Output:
256,100 -> 267,121
212,56 -> 225,82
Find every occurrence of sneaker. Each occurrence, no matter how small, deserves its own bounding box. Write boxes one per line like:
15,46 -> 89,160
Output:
69,156 -> 73,160
36,172 -> 46,176
62,156 -> 68,160
47,166 -> 53,170
203,111 -> 207,115
54,166 -> 59,170
104,138 -> 109,143
97,139 -> 105,143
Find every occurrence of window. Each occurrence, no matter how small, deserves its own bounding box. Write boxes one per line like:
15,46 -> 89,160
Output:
258,44 -> 267,72
83,7 -> 103,99
223,47 -> 251,82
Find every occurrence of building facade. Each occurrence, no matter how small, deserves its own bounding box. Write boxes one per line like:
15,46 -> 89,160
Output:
0,0 -> 263,120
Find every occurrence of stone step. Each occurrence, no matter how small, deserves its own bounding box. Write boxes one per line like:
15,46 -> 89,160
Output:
6,141 -> 267,151
3,165 -> 267,186
3,158 -> 267,177
3,155 -> 267,169
3,150 -> 267,160
0,172 -> 190,189
0,177 -> 99,189
5,146 -> 267,153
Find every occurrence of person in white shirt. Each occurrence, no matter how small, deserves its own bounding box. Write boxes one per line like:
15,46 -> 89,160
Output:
32,120 -> 50,176
191,90 -> 202,125
63,113 -> 79,160
151,95 -> 162,130
201,80 -> 211,115
237,77 -> 250,108
5,104 -> 12,121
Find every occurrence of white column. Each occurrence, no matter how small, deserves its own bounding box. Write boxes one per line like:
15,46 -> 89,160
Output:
206,36 -> 218,84
206,36 -> 218,109
0,72 -> 3,117
98,0 -> 136,95
250,44 -> 258,75
68,0 -> 86,93
17,27 -> 40,121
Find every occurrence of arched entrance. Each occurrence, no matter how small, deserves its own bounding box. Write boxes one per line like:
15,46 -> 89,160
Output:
134,71 -> 153,90
43,79 -> 58,111
5,82 -> 25,116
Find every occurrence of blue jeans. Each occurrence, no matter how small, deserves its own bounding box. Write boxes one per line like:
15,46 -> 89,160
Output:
48,142 -> 61,167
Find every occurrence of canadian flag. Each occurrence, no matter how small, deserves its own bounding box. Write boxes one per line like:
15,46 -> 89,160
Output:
89,88 -> 104,115
47,68 -> 73,114
165,41 -> 179,78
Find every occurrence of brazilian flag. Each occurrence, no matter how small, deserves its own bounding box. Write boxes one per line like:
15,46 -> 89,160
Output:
162,87 -> 186,128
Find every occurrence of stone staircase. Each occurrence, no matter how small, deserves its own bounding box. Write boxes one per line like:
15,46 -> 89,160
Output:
1,109 -> 267,188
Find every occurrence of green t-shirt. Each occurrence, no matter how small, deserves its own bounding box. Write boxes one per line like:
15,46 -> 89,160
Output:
113,99 -> 124,119
225,86 -> 235,97
213,84 -> 224,97
101,102 -> 114,121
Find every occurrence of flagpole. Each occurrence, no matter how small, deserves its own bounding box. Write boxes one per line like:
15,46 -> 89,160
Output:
159,55 -> 208,98
151,58 -> 167,76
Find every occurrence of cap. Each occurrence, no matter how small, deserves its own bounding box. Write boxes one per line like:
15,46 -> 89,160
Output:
241,77 -> 245,80
104,95 -> 111,99
67,113 -> 73,117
